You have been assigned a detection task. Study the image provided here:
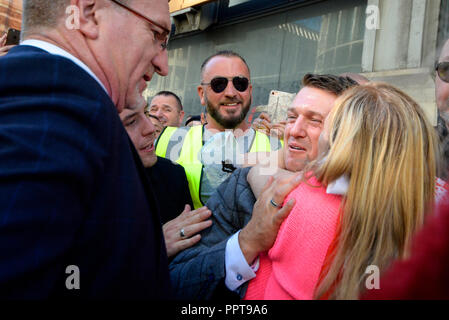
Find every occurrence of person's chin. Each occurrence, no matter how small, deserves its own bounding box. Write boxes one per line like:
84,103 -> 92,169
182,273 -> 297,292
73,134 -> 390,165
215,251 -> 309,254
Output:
285,156 -> 307,172
141,154 -> 157,168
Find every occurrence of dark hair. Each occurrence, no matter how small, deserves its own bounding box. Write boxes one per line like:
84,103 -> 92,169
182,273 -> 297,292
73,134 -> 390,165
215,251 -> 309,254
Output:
154,91 -> 183,111
200,50 -> 250,78
185,115 -> 201,126
302,74 -> 358,96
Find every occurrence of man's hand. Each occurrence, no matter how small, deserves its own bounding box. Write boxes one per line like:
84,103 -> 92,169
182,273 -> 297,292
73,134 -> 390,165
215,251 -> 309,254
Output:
0,33 -> 15,57
247,165 -> 296,199
163,205 -> 212,258
252,112 -> 272,135
239,173 -> 302,265
270,121 -> 286,141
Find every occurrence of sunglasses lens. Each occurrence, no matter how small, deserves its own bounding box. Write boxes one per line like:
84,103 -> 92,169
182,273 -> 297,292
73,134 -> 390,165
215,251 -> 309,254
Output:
438,62 -> 449,83
233,77 -> 249,92
210,78 -> 228,93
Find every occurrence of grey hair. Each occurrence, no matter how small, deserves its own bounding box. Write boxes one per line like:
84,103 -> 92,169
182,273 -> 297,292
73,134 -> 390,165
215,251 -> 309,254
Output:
22,0 -> 135,35
22,0 -> 70,33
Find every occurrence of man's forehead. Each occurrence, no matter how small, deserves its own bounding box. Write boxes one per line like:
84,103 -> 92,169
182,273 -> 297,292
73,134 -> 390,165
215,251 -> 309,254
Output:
289,87 -> 336,114
120,104 -> 145,118
203,56 -> 250,78
151,95 -> 176,106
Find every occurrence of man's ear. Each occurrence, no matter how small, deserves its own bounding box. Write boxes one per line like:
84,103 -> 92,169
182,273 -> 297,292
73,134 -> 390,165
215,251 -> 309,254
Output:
197,85 -> 206,106
75,0 -> 100,40
179,110 -> 185,125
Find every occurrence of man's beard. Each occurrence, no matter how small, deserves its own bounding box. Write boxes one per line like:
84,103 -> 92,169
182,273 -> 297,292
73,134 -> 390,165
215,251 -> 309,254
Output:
206,97 -> 252,129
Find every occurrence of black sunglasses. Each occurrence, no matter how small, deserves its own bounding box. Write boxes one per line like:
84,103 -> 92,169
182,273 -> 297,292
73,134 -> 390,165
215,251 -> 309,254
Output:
436,61 -> 449,83
201,76 -> 250,93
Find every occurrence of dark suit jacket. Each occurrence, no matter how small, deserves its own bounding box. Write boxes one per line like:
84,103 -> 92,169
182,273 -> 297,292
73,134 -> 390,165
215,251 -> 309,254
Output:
169,167 -> 254,300
145,157 -> 193,224
0,45 -> 172,299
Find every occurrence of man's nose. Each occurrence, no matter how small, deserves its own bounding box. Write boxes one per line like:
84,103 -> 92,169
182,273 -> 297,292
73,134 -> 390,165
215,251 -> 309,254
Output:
153,49 -> 169,77
142,115 -> 156,136
289,117 -> 307,138
223,79 -> 237,97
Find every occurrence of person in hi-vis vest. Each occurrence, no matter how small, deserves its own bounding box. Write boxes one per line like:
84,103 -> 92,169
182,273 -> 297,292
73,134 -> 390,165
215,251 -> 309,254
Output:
156,50 -> 282,209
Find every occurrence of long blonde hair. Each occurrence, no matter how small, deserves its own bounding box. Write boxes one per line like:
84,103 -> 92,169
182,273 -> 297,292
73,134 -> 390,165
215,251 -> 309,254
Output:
311,82 -> 438,299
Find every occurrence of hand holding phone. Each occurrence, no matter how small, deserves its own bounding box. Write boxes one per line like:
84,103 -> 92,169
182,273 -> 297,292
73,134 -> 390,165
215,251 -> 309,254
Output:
0,33 -> 6,46
1,29 -> 19,57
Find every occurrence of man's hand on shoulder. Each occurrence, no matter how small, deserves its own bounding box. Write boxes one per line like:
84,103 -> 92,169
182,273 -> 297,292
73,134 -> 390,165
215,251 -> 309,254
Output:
163,205 -> 213,258
238,173 -> 302,265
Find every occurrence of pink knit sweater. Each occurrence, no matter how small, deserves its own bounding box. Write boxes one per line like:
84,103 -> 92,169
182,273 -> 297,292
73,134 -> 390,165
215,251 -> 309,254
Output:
244,177 -> 342,300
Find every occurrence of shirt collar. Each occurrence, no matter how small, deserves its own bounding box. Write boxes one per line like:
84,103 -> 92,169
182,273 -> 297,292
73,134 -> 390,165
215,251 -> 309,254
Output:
326,175 -> 349,195
20,39 -> 107,93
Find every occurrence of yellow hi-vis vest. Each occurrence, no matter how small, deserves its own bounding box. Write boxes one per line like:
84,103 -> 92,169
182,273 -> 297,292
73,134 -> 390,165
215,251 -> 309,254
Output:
155,125 -> 272,209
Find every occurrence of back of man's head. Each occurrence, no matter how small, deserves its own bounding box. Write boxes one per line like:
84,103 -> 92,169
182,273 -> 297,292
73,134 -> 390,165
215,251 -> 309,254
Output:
22,0 -> 69,34
302,73 -> 358,97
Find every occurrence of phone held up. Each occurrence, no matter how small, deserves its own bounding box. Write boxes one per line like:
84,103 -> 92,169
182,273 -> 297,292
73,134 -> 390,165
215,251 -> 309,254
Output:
5,28 -> 20,46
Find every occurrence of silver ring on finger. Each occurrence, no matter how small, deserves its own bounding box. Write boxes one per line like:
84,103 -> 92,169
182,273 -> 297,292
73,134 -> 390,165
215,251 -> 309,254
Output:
180,228 -> 186,238
270,199 -> 281,209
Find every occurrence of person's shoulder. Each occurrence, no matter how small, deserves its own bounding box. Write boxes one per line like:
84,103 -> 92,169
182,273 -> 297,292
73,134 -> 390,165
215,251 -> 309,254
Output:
156,156 -> 180,167
1,45 -> 109,104
154,156 -> 185,173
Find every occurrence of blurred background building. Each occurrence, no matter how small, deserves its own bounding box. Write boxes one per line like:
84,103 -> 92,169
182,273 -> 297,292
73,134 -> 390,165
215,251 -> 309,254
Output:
1,0 -> 447,125
0,0 -> 22,35
146,0 -> 448,125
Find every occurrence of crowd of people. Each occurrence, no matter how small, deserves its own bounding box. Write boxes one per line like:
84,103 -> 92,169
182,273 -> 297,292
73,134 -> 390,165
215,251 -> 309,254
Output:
1,0 -> 449,300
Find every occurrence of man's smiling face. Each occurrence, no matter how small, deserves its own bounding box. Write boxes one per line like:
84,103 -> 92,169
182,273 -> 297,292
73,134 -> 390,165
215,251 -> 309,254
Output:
283,86 -> 337,172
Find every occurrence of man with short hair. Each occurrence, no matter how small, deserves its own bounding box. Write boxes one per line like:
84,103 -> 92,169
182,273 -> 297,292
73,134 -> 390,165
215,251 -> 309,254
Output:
169,74 -> 357,300
0,0 -> 172,298
119,104 -> 212,259
156,50 -> 282,209
148,91 -> 185,127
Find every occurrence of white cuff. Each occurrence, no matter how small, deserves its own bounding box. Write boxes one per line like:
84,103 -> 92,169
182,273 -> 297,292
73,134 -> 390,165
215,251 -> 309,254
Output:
224,231 -> 259,291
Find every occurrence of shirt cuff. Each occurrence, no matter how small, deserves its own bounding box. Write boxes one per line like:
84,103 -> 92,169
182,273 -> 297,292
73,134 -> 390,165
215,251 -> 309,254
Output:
224,231 -> 260,291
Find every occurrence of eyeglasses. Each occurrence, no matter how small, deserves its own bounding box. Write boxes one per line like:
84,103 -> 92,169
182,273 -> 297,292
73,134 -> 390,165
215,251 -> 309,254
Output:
109,0 -> 170,50
201,76 -> 250,93
436,61 -> 449,83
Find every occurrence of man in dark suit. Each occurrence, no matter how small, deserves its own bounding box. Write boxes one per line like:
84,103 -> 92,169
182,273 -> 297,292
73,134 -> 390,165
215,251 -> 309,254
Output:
119,104 -> 213,259
0,0 -> 172,298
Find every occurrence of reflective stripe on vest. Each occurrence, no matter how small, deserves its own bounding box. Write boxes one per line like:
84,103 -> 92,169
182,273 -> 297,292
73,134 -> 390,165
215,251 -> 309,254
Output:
177,126 -> 204,209
155,126 -> 179,158
156,126 -> 273,209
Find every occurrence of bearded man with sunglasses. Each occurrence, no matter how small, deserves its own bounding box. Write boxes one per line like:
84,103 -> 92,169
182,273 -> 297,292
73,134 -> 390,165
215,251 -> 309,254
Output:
156,51 -> 282,210
0,0 -> 172,299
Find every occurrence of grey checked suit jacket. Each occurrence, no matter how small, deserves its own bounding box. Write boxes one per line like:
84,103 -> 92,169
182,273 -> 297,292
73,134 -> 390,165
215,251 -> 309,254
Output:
169,167 -> 255,300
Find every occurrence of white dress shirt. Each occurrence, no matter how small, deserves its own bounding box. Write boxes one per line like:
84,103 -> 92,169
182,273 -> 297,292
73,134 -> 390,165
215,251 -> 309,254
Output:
224,175 -> 350,291
20,39 -> 107,93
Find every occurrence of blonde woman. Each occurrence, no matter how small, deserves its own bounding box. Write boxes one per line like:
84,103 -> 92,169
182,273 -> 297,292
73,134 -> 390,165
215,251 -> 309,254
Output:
244,82 -> 438,300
